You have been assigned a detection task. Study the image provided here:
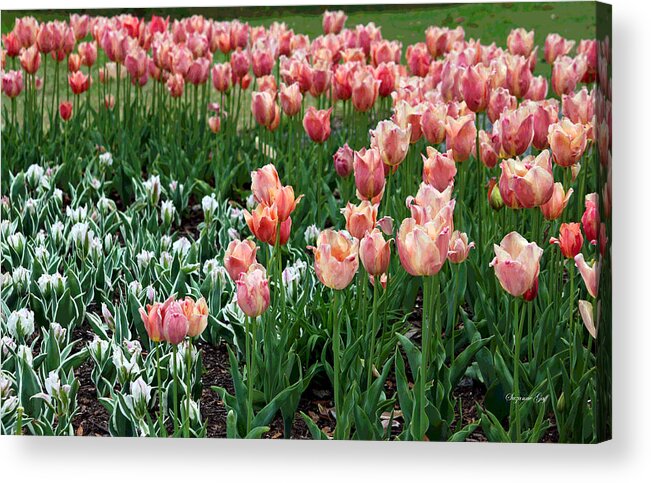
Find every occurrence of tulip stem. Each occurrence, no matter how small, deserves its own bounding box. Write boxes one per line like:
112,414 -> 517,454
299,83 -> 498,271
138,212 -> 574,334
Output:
172,343 -> 179,435
156,342 -> 166,437
512,298 -> 526,442
184,338 -> 192,438
245,315 -> 253,433
569,262 -> 575,385
332,290 -> 342,440
366,276 -> 380,391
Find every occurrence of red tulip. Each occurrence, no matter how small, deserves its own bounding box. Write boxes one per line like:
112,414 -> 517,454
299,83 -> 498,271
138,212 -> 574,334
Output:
550,222 -> 584,259
59,101 -> 73,121
243,204 -> 291,246
302,106 -> 332,143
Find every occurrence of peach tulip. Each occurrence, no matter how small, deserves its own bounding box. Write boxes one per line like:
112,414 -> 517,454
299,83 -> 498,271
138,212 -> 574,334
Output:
370,119 -> 411,167
498,150 -> 554,209
507,28 -> 535,57
396,210 -> 453,276
445,114 -> 476,162
490,231 -> 543,297
224,239 -> 258,281
374,62 -> 398,98
550,223 -> 584,259
208,116 -> 221,134
522,99 -> 559,150
422,147 -> 457,191
342,200 -> 378,240
167,73 -> 185,98
360,229 -> 392,276
406,183 -> 454,226
524,75 -> 548,101
574,254 -> 600,298
354,147 -> 386,204
505,54 -> 532,99
303,106 -> 332,143
67,53 -> 81,73
236,263 -> 271,318
2,32 -> 22,57
548,118 -> 589,167
251,90 -> 277,129
279,82 -> 302,116
392,100 -> 425,144
139,301 -> 165,342
211,62 -> 232,92
333,143 -> 354,178
540,182 -> 573,220
406,42 -> 432,77
544,34 -> 575,65
448,230 -> 475,264
309,229 -> 359,290
243,204 -> 292,246
461,63 -> 491,112
182,297 -> 209,338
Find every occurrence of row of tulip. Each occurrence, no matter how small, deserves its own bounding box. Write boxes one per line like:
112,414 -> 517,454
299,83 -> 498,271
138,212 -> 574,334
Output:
1,9 -> 611,441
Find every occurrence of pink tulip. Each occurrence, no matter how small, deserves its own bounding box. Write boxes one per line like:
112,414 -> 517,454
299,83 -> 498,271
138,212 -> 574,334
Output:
186,57 -> 210,85
461,63 -> 491,113
166,73 -> 185,98
507,28 -> 535,57
371,40 -> 401,66
2,32 -> 22,57
224,239 -> 258,281
351,69 -> 380,113
208,116 -> 221,133
577,39 -> 597,83
445,114 -> 476,162
548,118 -> 589,167
498,150 -> 554,209
211,62 -> 232,92
354,147 -> 386,204
540,182 -> 573,220
545,33 -> 575,64
251,90 -> 278,129
342,200 -> 378,240
322,10 -> 347,35
36,21 -> 61,54
562,86 -> 594,125
70,13 -> 90,41
392,100 -> 425,144
490,232 -> 543,297
524,75 -> 548,101
487,87 -> 517,124
551,55 -> 587,96
303,106 -> 332,143
68,71 -> 91,95
2,70 -> 24,98
59,100 -> 73,121
479,130 -> 500,169
581,193 -> 600,245
139,301 -> 165,342
522,99 -> 559,150
406,183 -> 454,226
448,230 -> 475,264
374,62 -> 398,98
505,54 -> 532,99
574,254 -> 600,298
78,41 -> 97,67
236,263 -> 271,317
252,48 -> 274,78
420,101 -> 447,145
406,42 -> 432,77
360,229 -> 392,276
422,147 -> 456,191
494,107 -> 534,158
230,48 -> 250,79
309,229 -> 359,290
162,300 -> 189,345
333,143 -> 354,178
14,16 -> 39,48
20,45 -> 41,74
578,300 -> 597,339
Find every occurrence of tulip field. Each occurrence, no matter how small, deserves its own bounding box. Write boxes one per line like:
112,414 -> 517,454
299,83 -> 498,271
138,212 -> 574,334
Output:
0,3 -> 612,442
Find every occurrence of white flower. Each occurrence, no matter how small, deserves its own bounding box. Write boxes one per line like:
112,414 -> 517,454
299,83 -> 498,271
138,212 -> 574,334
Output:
160,235 -> 172,251
98,196 -> 116,214
34,245 -> 49,262
123,339 -> 142,358
44,371 -> 61,397
136,250 -> 155,268
130,377 -> 152,406
49,221 -> 64,245
0,373 -> 12,398
34,230 -> 46,245
16,345 -> 33,366
1,336 -> 16,356
227,206 -> 244,224
26,164 -> 44,187
128,280 -> 143,296
66,204 -> 88,223
0,219 -> 12,239
24,198 -> 37,214
7,308 -> 35,339
172,237 -> 191,256
49,322 -> 67,345
99,152 -> 113,168
7,232 -> 25,252
143,175 -> 161,205
160,200 -> 176,225
69,222 -> 93,247
112,346 -> 140,377
53,188 -> 63,205
89,336 -> 110,359
1,395 -> 18,415
38,274 -> 53,294
145,285 -> 156,303
227,228 -> 240,241
160,251 -> 173,269
304,224 -> 321,245
202,194 -> 219,223
11,267 -> 31,291
245,193 -> 256,211
1,273 -> 12,288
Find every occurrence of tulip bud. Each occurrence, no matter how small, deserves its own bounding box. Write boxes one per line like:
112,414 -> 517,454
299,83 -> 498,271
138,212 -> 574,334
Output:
550,223 -> 584,259
333,143 -> 354,178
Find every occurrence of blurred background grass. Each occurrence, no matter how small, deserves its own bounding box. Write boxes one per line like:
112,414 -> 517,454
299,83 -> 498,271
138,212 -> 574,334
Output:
2,2 -> 597,57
